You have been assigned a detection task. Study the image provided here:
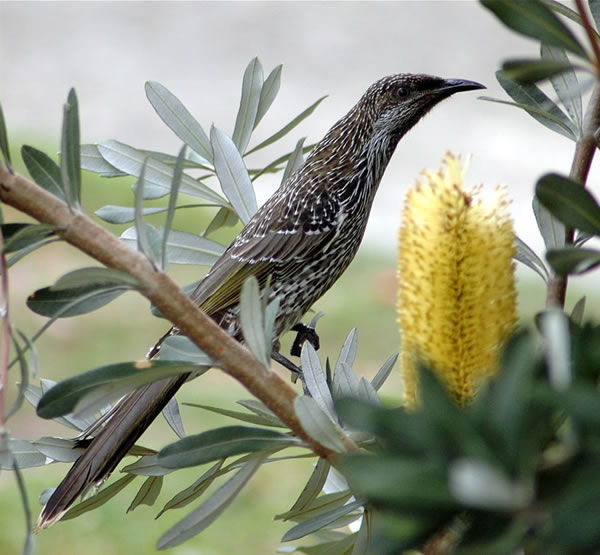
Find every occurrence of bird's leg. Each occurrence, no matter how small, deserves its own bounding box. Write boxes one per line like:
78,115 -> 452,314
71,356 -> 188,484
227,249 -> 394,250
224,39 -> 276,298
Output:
271,350 -> 303,377
290,323 -> 320,356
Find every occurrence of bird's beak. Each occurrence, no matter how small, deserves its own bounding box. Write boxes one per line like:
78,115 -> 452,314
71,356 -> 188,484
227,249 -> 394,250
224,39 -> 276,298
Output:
438,78 -> 486,95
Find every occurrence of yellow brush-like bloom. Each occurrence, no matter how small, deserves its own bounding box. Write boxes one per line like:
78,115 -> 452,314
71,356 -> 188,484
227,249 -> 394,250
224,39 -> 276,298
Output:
398,153 -> 517,406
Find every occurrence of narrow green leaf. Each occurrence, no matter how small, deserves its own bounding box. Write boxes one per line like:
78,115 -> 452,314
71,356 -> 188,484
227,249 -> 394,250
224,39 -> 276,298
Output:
333,361 -> 360,401
158,426 -> 295,469
502,58 -> 577,83
371,353 -> 397,391
278,459 -> 330,519
127,476 -> 164,512
232,57 -> 263,154
514,235 -> 549,281
135,158 -> 160,266
251,143 -> 316,181
547,246 -> 600,275
122,227 -> 225,266
539,308 -> 571,391
0,439 -> 47,470
533,196 -> 566,249
161,144 -> 186,269
27,284 -> 128,318
481,0 -> 587,57
51,267 -> 139,289
358,377 -> 381,406
184,402 -> 285,427
536,173 -> 600,234
156,452 -> 266,549
263,296 -> 279,361
334,329 -> 358,381
157,336 -> 213,365
282,499 -> 363,542
95,204 -> 166,224
570,295 -> 586,324
145,81 -> 213,163
279,490 -> 352,522
36,361 -> 198,419
6,332 -> 29,419
205,207 -> 239,236
255,64 -> 282,128
539,0 -> 590,31
60,88 -> 81,208
61,474 -> 138,521
80,143 -> 124,176
1,223 -> 58,254
163,396 -> 186,439
294,396 -> 346,454
245,96 -> 327,156
541,43 -> 582,130
239,276 -> 268,366
496,70 -> 578,137
481,95 -> 576,140
590,0 -> 600,34
281,137 -> 306,185
156,460 -> 224,518
31,437 -> 84,463
97,140 -> 227,205
121,455 -> 175,477
301,343 -> 336,421
0,101 -> 12,170
21,146 -> 65,199
449,458 -> 532,511
211,126 -> 257,224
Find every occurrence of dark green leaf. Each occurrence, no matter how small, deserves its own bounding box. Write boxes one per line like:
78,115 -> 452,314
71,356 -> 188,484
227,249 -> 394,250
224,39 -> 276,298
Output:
127,476 -> 164,512
162,145 -> 186,269
245,96 -> 327,156
60,88 -> 81,208
513,236 -> 549,281
0,101 -> 12,170
255,64 -> 282,128
36,361 -> 198,419
61,474 -> 138,521
278,459 -> 330,520
536,173 -> 600,234
1,223 -> 58,254
539,0 -> 591,32
502,58 -> 577,83
21,146 -> 65,199
52,266 -> 139,289
281,500 -> 362,542
145,81 -> 213,163
481,0 -> 587,57
156,460 -> 224,518
232,57 -> 263,154
122,455 -> 175,477
211,126 -> 257,224
156,452 -> 266,549
97,140 -> 227,205
158,426 -> 295,468
570,295 -> 585,324
547,246 -> 600,275
27,284 -> 128,318
533,196 -> 566,249
541,44 -> 583,130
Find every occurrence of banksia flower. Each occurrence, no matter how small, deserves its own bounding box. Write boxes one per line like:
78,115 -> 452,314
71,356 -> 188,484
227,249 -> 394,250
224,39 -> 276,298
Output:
398,153 -> 517,406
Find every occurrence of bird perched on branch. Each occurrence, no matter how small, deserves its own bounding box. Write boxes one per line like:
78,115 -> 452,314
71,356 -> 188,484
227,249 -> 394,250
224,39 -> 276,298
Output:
37,73 -> 484,529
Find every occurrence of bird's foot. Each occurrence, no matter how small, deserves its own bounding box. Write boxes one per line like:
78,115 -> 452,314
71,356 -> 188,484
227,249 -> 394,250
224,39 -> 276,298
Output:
290,323 -> 320,357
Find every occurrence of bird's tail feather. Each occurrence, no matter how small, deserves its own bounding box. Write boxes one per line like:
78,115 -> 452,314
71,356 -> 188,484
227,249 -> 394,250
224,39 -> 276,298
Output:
35,373 -> 188,531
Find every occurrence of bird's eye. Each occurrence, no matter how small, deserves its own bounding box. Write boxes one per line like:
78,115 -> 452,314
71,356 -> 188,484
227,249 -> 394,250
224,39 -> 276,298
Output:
396,87 -> 409,98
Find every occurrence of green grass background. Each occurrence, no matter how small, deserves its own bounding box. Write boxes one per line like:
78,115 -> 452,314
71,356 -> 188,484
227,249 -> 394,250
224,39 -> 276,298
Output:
1,139 -> 597,554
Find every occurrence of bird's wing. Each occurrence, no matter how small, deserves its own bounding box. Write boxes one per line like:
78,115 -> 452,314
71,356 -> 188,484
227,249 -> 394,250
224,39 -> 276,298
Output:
189,188 -> 342,317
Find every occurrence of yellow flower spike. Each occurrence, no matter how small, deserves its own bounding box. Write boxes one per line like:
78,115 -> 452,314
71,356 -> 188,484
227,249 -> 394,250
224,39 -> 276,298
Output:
398,153 -> 517,407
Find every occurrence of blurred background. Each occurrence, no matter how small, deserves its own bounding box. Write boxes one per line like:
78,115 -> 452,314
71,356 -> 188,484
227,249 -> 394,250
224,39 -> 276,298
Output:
1,1 -> 598,554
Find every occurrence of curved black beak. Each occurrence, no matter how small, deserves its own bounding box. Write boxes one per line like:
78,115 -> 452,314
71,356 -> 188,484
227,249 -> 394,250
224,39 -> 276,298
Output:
439,78 -> 486,95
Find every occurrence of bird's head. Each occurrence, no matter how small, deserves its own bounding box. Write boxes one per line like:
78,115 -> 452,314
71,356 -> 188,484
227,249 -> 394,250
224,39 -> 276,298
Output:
364,73 -> 485,139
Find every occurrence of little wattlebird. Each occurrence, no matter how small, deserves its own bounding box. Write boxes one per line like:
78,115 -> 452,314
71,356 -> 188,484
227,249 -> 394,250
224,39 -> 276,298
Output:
36,73 -> 484,529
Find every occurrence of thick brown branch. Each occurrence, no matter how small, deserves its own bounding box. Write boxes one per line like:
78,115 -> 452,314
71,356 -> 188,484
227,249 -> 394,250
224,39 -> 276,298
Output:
0,167 -> 355,459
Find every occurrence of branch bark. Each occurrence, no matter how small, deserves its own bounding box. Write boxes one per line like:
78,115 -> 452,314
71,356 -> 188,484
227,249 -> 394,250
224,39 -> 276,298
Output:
0,166 -> 355,459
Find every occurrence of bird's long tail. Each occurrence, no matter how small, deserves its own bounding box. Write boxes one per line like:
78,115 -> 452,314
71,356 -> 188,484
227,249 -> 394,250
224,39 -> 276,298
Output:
35,373 -> 189,531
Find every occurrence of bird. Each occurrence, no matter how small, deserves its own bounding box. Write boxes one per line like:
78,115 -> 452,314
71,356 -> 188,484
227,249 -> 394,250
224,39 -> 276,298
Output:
36,73 -> 484,529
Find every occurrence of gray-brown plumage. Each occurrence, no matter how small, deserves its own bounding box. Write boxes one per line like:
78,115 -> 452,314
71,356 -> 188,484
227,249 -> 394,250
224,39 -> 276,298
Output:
37,74 -> 484,529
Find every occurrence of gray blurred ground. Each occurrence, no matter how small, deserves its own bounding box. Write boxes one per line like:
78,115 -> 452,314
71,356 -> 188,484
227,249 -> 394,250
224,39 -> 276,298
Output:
1,1 -> 595,258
